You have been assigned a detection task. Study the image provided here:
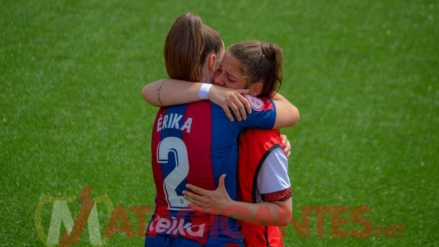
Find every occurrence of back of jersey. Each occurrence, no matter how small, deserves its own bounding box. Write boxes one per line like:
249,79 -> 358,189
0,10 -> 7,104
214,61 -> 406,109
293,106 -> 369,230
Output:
146,97 -> 276,246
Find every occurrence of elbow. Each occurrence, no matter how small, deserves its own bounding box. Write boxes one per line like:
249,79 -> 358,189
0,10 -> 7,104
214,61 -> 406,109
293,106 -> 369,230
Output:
278,211 -> 292,226
273,105 -> 300,129
289,106 -> 300,127
277,198 -> 293,226
142,84 -> 159,106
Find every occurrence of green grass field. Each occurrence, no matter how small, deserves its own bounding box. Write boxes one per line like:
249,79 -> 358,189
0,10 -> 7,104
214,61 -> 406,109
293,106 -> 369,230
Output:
1,0 -> 438,246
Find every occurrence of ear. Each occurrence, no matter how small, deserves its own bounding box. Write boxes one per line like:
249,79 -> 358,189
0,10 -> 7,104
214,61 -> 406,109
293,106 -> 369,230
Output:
248,82 -> 263,97
206,53 -> 217,73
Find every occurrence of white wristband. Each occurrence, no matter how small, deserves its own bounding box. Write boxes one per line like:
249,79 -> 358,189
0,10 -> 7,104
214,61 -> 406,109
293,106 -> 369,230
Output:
199,83 -> 212,100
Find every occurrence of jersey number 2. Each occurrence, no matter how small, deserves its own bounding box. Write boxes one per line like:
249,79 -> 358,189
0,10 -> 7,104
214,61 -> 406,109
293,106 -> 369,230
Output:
157,137 -> 190,210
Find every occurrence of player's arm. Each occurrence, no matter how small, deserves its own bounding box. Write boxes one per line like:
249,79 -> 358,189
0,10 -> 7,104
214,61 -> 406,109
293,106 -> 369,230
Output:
142,79 -> 201,106
183,174 -> 292,226
142,79 -> 250,121
271,92 -> 300,129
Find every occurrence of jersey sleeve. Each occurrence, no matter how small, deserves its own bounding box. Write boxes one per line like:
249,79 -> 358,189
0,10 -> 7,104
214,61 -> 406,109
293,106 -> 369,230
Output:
257,147 -> 291,201
239,95 -> 277,129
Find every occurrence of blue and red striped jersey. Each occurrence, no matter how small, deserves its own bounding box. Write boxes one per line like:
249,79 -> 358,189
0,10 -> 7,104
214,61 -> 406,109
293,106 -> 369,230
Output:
146,95 -> 276,246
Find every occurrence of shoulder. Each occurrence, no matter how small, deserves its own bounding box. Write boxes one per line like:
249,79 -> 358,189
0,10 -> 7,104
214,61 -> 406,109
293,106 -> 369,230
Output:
244,94 -> 274,111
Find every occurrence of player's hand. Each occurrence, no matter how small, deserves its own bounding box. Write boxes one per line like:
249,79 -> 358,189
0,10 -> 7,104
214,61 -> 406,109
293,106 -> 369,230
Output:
208,86 -> 252,121
281,134 -> 291,158
183,174 -> 232,215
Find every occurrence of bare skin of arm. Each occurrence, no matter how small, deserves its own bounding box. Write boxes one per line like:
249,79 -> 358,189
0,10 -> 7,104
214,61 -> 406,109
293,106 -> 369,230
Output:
182,174 -> 293,226
142,79 -> 300,127
271,92 -> 300,129
142,79 -> 251,121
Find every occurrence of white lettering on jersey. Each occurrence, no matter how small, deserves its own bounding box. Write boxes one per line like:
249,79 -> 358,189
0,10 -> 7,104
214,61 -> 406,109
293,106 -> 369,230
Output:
148,216 -> 205,237
157,114 -> 192,133
170,114 -> 183,128
180,117 -> 192,133
245,94 -> 264,111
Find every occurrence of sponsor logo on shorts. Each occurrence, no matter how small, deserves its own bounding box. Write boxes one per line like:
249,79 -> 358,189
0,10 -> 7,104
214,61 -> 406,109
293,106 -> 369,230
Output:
148,215 -> 206,237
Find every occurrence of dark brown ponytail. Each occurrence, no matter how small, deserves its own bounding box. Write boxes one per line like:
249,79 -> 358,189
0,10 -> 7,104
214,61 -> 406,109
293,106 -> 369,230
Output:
164,13 -> 223,82
164,13 -> 204,82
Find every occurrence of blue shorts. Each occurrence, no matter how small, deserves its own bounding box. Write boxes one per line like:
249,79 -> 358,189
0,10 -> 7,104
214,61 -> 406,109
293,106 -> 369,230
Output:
145,236 -> 243,247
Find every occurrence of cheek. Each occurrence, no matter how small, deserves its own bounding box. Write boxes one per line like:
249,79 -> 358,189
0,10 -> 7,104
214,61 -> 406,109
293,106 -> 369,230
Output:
230,80 -> 247,90
225,82 -> 240,90
213,72 -> 222,85
212,71 -> 219,81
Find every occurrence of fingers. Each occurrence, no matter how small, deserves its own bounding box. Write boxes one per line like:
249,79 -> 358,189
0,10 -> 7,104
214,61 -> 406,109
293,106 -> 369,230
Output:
220,100 -> 242,122
183,190 -> 220,215
236,92 -> 252,114
182,190 -> 204,204
222,106 -> 234,121
281,134 -> 287,143
281,134 -> 292,158
283,145 -> 291,158
244,99 -> 251,115
217,174 -> 231,201
218,174 -> 226,189
229,103 -> 243,121
209,87 -> 251,122
188,204 -> 205,212
186,183 -> 208,195
227,93 -> 250,121
234,99 -> 248,121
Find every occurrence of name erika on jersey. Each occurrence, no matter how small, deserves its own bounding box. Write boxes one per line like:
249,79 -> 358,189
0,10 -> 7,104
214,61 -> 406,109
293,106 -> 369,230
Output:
156,113 -> 193,133
155,95 -> 265,134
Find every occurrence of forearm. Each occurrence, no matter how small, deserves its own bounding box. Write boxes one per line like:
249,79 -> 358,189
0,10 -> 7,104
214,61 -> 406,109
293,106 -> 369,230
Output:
183,175 -> 292,225
142,79 -> 204,106
222,198 -> 292,226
